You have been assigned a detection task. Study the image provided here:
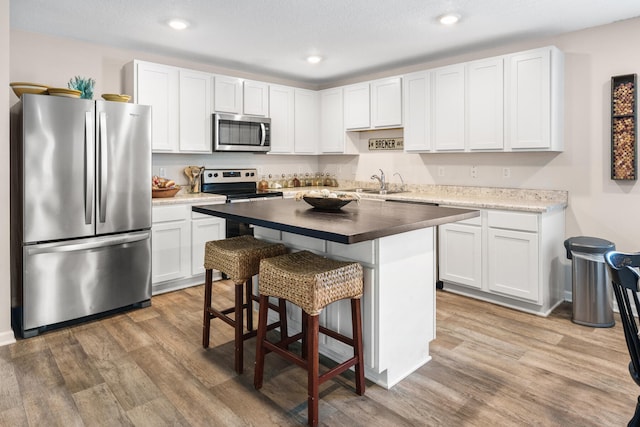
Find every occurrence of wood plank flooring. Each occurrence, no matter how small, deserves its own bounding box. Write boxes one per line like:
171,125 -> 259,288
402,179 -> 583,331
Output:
0,282 -> 636,426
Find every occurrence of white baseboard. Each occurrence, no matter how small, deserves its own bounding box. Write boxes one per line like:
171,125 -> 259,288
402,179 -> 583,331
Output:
0,329 -> 16,347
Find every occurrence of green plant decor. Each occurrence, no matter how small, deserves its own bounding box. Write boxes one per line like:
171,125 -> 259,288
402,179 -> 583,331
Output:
68,76 -> 95,99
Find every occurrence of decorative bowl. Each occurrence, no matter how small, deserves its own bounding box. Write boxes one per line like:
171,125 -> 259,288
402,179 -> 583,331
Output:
152,186 -> 181,198
47,88 -> 82,98
10,82 -> 49,97
296,190 -> 360,211
102,93 -> 131,103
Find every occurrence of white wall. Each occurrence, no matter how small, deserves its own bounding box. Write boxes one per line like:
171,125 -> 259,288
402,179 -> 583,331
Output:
0,0 -> 15,345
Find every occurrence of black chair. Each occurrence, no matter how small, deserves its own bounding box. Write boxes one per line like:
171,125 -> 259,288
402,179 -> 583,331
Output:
604,251 -> 640,427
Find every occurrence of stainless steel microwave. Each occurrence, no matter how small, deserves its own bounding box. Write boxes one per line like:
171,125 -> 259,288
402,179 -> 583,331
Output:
212,113 -> 271,152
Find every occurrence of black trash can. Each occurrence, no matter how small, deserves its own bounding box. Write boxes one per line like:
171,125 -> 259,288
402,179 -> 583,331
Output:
564,236 -> 616,327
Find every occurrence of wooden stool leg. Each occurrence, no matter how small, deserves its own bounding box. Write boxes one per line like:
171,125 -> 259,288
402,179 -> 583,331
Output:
351,298 -> 365,395
278,298 -> 288,342
202,269 -> 213,348
301,308 -> 308,360
254,294 -> 270,390
307,314 -> 319,427
234,281 -> 244,374
246,278 -> 254,332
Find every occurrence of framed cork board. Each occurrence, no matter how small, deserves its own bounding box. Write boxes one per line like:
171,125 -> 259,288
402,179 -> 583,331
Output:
611,74 -> 637,180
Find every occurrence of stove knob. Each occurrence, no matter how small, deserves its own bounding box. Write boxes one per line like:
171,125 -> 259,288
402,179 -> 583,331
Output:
207,173 -> 213,178
214,173 -> 219,178
250,172 -> 255,177
245,172 -> 250,177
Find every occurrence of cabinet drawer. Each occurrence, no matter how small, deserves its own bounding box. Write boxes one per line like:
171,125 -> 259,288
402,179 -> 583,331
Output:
153,205 -> 188,223
487,210 -> 538,232
282,232 -> 326,252
254,226 -> 282,241
327,240 -> 375,264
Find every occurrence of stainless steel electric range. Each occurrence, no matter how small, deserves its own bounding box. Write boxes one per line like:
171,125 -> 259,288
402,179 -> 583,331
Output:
200,168 -> 283,237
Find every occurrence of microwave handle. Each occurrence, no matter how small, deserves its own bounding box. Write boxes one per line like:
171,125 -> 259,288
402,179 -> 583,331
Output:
259,123 -> 266,146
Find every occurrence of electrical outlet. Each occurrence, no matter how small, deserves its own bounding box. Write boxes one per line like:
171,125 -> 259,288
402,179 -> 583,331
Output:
470,166 -> 478,178
438,166 -> 445,177
502,167 -> 511,178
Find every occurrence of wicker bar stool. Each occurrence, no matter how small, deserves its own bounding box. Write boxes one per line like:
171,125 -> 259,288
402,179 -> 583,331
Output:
254,250 -> 365,427
203,235 -> 287,374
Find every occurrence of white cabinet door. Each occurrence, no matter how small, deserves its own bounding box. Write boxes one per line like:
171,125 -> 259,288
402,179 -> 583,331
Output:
179,69 -> 213,153
268,84 -> 295,153
344,83 -> 370,130
439,222 -> 482,289
467,58 -> 504,150
319,87 -> 345,153
191,217 -> 225,276
214,75 -> 242,114
403,71 -> 431,152
294,88 -> 319,154
433,64 -> 465,151
243,80 -> 269,116
371,77 -> 402,128
487,228 -> 539,302
508,48 -> 551,150
136,61 -> 179,152
152,220 -> 190,284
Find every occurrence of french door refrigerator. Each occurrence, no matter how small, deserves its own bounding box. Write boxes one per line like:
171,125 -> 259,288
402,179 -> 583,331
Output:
10,94 -> 152,338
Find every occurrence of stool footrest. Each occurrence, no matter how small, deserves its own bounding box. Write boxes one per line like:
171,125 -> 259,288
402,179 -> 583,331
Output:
318,326 -> 355,347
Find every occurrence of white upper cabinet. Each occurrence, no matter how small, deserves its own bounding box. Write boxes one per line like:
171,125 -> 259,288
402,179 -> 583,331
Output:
344,78 -> 402,131
466,57 -> 504,150
125,60 -> 212,153
294,88 -> 319,154
178,69 -> 213,153
433,64 -> 465,151
344,83 -> 370,130
401,45 -> 563,153
243,80 -> 269,116
128,61 -> 179,153
506,46 -> 563,151
403,71 -> 431,152
268,84 -> 295,154
213,75 -> 243,114
320,87 -> 346,153
371,77 -> 402,128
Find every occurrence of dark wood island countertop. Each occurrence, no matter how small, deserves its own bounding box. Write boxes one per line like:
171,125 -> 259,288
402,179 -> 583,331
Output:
192,198 -> 479,244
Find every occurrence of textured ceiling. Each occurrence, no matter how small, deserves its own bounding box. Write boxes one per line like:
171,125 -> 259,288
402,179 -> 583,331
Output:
10,0 -> 640,85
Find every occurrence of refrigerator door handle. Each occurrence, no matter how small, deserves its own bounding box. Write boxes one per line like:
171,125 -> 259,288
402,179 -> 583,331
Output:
85,112 -> 94,224
25,232 -> 149,255
99,111 -> 108,223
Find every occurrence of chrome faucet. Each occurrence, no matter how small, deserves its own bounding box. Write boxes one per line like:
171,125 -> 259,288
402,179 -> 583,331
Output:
394,172 -> 406,191
371,169 -> 386,191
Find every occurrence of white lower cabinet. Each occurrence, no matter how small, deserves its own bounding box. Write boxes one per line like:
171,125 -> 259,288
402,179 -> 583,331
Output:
439,208 -> 565,316
438,217 -> 482,289
152,204 -> 225,295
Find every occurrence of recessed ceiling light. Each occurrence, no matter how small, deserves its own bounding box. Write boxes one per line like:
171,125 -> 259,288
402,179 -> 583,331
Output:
307,55 -> 322,64
439,13 -> 460,25
168,19 -> 190,30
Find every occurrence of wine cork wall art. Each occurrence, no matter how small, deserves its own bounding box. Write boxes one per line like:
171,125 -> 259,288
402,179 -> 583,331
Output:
611,74 -> 637,180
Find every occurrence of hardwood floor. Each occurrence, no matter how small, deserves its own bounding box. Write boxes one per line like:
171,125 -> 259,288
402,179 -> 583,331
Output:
0,282 -> 636,426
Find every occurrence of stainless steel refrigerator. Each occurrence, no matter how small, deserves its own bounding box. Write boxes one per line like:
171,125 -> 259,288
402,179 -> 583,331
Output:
10,94 -> 152,338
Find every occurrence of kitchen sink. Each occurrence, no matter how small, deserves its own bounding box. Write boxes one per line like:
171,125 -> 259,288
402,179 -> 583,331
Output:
340,188 -> 407,195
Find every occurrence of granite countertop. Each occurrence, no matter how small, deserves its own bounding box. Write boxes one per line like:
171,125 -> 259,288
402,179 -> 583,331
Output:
192,198 -> 479,244
152,191 -> 226,206
281,184 -> 568,213
153,184 -> 568,213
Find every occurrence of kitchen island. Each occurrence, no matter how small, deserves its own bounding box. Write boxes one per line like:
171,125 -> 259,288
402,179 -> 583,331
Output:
193,198 -> 478,388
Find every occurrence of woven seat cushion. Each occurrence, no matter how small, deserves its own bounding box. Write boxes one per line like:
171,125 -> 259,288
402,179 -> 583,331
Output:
204,235 -> 287,282
259,250 -> 363,316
